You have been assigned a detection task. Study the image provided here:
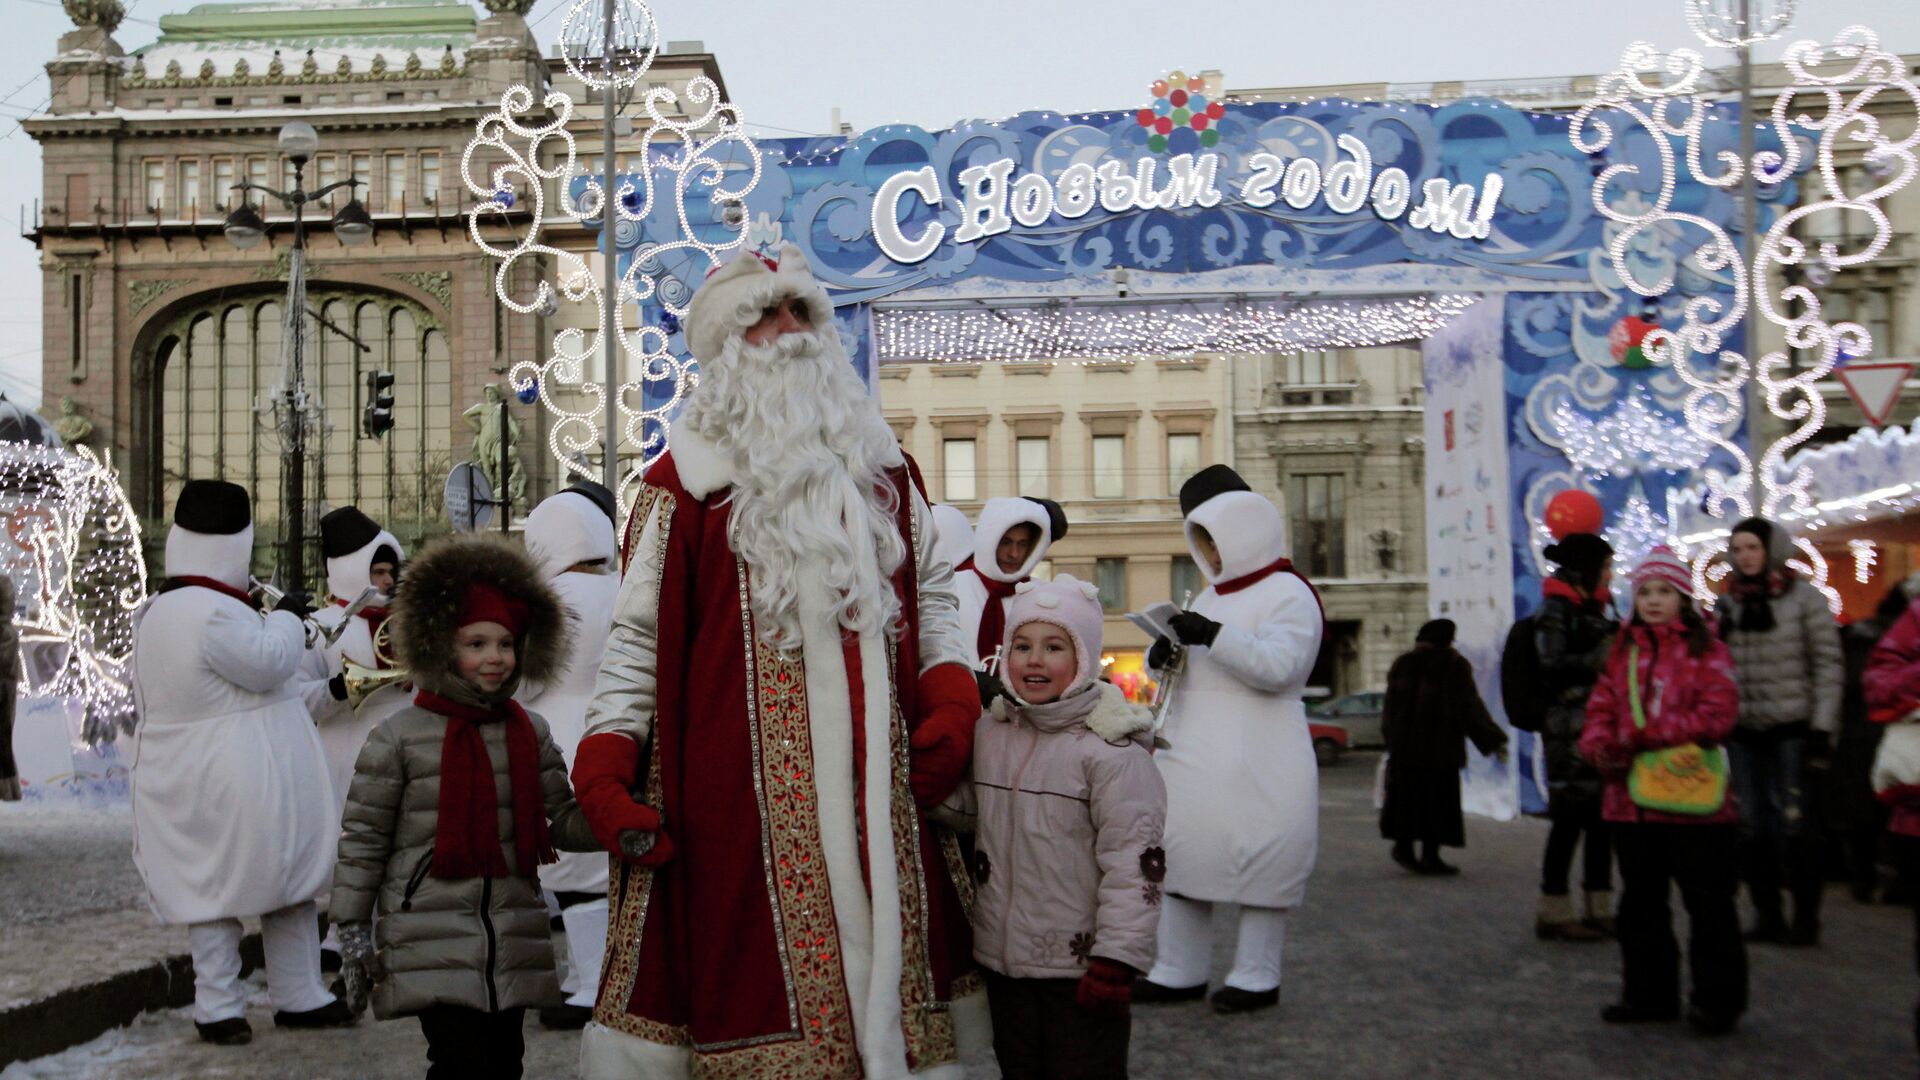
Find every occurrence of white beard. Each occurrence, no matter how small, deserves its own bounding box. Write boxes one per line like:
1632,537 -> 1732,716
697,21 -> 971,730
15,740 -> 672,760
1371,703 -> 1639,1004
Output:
681,328 -> 906,651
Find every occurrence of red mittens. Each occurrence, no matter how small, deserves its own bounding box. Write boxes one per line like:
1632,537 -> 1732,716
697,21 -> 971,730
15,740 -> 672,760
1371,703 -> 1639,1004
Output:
909,662 -> 979,809
571,732 -> 672,867
1076,958 -> 1134,1017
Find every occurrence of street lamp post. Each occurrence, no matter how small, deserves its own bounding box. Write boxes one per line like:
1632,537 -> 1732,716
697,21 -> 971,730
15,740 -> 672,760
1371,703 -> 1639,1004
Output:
222,120 -> 373,590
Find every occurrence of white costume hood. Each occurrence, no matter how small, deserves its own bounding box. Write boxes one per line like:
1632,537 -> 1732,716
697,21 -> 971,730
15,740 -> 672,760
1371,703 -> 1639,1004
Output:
164,525 -> 255,591
1186,490 -> 1289,583
525,490 -> 619,579
930,504 -> 974,572
970,497 -> 1055,583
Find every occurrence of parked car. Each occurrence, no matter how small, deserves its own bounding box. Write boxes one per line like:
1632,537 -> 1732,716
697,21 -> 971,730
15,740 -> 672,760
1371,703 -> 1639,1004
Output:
1309,719 -> 1350,767
1307,691 -> 1385,749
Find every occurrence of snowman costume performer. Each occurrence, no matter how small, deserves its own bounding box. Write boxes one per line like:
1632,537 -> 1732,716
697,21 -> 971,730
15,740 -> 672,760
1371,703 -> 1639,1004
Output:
130,480 -> 352,1044
953,496 -> 1067,668
517,480 -> 623,1029
301,506 -> 408,817
1137,465 -> 1324,1014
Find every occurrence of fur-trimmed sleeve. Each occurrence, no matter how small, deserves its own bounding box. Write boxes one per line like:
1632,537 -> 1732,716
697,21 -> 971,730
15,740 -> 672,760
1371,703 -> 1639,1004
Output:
583,486 -> 671,743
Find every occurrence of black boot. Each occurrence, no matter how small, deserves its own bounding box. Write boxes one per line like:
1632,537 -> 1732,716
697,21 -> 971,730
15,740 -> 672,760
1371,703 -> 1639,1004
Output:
1391,842 -> 1418,872
273,998 -> 356,1028
1210,986 -> 1280,1014
1601,1001 -> 1679,1024
540,1004 -> 594,1030
1686,1004 -> 1739,1036
194,1017 -> 253,1045
1132,978 -> 1207,1004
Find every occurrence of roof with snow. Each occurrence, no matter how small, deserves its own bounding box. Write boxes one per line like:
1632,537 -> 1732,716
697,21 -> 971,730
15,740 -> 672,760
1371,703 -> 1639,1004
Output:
125,0 -> 478,85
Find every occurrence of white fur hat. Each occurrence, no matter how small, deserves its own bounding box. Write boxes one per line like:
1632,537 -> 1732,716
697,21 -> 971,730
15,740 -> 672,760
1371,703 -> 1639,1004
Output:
685,243 -> 836,364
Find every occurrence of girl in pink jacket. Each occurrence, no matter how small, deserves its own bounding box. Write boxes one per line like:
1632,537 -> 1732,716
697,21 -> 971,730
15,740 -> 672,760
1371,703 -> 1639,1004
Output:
971,575 -> 1165,1080
1578,547 -> 1746,1036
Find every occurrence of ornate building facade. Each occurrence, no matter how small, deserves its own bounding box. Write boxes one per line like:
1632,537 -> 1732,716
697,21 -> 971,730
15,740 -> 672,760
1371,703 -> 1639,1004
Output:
25,0 -> 726,582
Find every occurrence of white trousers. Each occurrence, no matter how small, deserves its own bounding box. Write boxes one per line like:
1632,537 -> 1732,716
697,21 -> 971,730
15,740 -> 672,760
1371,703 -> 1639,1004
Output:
558,899 -> 610,1007
187,901 -> 335,1024
1145,895 -> 1290,993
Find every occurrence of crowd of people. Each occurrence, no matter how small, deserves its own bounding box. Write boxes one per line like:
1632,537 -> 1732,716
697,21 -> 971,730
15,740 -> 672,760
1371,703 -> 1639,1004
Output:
125,246 -> 1329,1080
1376,515 -> 1920,1046
120,242 -> 1920,1076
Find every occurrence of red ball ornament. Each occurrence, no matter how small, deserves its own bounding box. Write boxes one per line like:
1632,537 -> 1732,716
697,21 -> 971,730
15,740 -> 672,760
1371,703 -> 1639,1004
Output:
1187,76 -> 1205,93
1151,80 -> 1170,98
1170,88 -> 1189,107
1544,490 -> 1605,541
1136,108 -> 1155,128
1190,114 -> 1209,131
1207,101 -> 1225,119
1155,116 -> 1174,135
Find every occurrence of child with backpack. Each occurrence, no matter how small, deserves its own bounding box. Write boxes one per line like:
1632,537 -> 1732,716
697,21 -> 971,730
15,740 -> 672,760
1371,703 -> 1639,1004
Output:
1578,547 -> 1745,1035
970,575 -> 1165,1079
328,535 -> 650,1079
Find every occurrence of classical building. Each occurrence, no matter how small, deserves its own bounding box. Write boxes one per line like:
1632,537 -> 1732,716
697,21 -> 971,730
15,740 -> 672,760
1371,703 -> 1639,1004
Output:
24,0 -> 726,582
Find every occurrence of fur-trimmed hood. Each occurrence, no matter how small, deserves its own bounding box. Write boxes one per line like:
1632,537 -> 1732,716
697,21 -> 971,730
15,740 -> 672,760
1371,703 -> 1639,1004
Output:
390,534 -> 569,697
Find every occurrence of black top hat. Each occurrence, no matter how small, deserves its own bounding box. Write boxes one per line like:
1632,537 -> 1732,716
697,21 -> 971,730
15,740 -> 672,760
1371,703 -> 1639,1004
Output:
566,480 -> 618,527
320,506 -> 383,559
1023,497 -> 1069,542
1542,532 -> 1614,577
174,480 -> 251,535
1416,618 -> 1457,646
1178,464 -> 1251,517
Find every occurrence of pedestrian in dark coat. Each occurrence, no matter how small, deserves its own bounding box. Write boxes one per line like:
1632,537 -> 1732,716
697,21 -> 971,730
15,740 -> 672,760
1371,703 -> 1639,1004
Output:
0,572 -> 18,801
1535,532 -> 1619,941
1379,619 -> 1508,875
1835,584 -> 1912,902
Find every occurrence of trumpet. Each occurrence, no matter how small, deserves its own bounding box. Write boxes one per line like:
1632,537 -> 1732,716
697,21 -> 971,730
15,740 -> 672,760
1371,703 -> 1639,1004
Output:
249,579 -> 381,649
1147,590 -> 1194,741
340,617 -> 410,712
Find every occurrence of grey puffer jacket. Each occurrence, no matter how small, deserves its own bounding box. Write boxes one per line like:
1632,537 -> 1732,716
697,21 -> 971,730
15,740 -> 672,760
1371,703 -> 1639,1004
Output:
1719,520 -> 1843,735
331,704 -> 599,1017
970,682 -> 1166,979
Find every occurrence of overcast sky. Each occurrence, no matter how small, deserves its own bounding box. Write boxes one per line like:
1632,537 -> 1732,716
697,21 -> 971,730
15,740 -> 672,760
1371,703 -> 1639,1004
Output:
3,0 -> 1919,410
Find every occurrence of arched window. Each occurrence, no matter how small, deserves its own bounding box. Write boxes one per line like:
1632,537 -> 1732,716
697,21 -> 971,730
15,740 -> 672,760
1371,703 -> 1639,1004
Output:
151,288 -> 454,587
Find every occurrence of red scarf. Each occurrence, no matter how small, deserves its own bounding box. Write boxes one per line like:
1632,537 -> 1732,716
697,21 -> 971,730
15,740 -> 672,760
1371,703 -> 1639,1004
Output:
959,558 -> 1021,662
162,575 -> 255,605
414,690 -> 555,880
336,598 -> 394,667
1543,575 -> 1611,612
1215,557 -> 1326,624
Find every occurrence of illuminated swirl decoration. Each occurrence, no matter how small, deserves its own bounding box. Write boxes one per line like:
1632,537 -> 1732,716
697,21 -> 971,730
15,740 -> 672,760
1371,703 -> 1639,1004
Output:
463,0 -> 760,506
1570,24 -> 1917,611
0,443 -> 147,744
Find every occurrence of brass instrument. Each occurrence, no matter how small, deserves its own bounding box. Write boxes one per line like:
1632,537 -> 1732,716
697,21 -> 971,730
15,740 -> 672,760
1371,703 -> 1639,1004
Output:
341,617 -> 409,711
250,579 -> 379,648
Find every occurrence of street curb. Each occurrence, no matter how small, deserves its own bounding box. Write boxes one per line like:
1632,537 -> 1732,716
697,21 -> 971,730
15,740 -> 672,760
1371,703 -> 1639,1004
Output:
0,932 -> 265,1069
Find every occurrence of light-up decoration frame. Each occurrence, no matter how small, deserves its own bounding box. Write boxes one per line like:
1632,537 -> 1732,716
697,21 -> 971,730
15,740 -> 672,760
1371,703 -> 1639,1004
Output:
0,443 -> 147,744
463,0 -> 761,505
1571,23 -> 1918,609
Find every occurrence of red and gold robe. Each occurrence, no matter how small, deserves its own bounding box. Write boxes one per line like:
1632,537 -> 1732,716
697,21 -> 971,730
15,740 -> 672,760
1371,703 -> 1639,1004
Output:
578,422 -> 988,1079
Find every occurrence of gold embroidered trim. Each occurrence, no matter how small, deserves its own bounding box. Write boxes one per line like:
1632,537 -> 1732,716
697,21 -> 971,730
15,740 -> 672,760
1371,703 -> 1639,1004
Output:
591,491 -> 688,1045
738,557 -> 802,1036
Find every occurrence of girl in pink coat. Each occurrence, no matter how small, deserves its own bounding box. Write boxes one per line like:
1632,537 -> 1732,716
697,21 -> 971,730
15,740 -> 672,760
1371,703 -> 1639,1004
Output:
971,575 -> 1165,1080
1579,547 -> 1746,1036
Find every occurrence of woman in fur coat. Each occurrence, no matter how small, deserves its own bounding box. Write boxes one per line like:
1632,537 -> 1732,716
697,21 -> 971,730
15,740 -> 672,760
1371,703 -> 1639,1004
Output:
329,534 -> 607,1080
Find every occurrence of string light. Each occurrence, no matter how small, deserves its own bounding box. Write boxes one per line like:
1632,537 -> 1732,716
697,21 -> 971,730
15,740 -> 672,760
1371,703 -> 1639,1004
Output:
873,294 -> 1476,364
0,443 -> 147,744
1849,537 -> 1877,584
463,0 -> 762,502
1574,20 -> 1920,603
1545,384 -> 1714,477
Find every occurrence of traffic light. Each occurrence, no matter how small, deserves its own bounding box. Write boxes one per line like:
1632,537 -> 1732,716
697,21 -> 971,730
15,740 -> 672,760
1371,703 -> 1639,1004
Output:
362,369 -> 395,438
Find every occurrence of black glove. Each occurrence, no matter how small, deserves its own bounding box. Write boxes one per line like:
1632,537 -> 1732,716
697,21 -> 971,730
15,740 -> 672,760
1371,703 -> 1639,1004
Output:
328,672 -> 348,701
1147,637 -> 1174,670
974,668 -> 1007,708
273,591 -> 316,620
1168,611 -> 1221,648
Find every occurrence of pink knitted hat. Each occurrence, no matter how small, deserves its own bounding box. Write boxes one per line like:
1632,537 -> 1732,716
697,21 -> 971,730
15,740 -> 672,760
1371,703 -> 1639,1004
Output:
1630,545 -> 1693,598
1000,575 -> 1106,699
